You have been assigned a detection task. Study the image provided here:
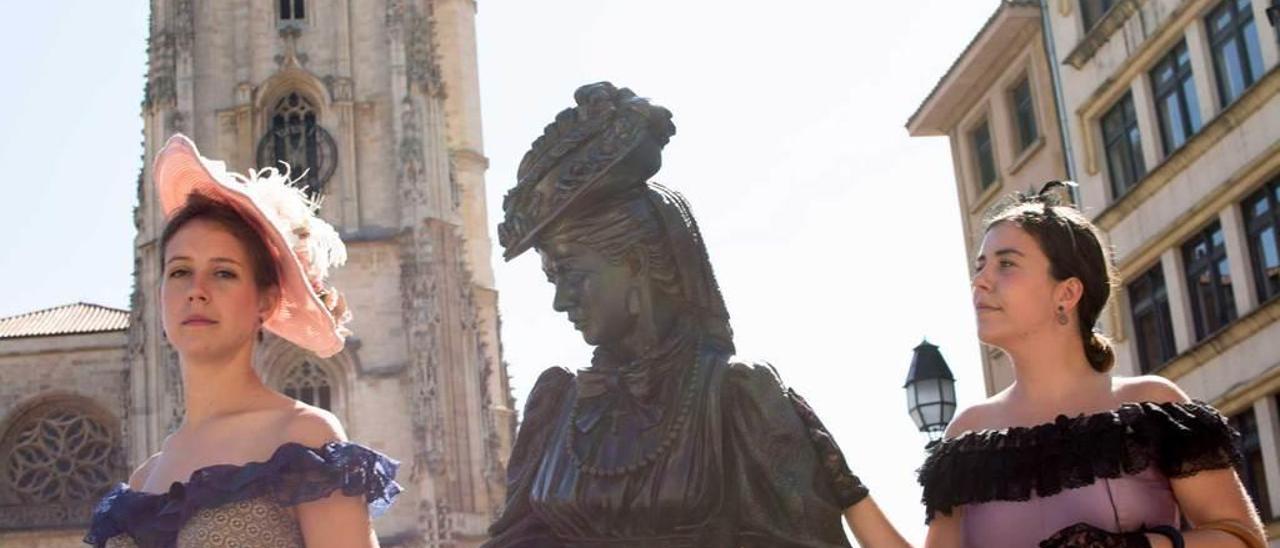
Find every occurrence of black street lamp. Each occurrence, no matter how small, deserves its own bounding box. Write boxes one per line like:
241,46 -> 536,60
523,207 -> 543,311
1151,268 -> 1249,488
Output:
904,339 -> 957,445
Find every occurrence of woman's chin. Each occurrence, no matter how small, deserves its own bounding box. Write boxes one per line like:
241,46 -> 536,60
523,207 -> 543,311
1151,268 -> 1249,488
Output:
172,336 -> 252,363
975,325 -> 1009,349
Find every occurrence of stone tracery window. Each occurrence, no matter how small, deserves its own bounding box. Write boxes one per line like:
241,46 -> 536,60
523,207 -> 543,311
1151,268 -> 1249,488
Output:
2,403 -> 116,505
256,91 -> 337,198
281,361 -> 333,411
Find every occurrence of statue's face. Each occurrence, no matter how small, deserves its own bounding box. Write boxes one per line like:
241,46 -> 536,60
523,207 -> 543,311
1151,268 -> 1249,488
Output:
539,240 -> 637,347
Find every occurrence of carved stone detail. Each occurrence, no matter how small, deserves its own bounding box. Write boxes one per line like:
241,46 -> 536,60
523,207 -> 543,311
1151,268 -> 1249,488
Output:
386,0 -> 445,97
123,246 -> 145,463
166,110 -> 187,136
4,410 -> 114,503
275,27 -> 309,69
397,97 -> 429,208
172,0 -> 195,52
326,76 -> 355,103
420,499 -> 457,546
144,31 -> 177,111
397,223 -> 445,475
0,398 -> 122,530
163,341 -> 183,435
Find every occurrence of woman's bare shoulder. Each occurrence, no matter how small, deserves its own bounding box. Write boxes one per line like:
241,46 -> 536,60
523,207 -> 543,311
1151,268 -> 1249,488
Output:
279,402 -> 348,448
1113,375 -> 1189,404
942,395 -> 1008,440
128,452 -> 164,490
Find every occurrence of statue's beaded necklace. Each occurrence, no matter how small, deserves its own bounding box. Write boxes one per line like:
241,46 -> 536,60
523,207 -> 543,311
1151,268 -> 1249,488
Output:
564,335 -> 703,478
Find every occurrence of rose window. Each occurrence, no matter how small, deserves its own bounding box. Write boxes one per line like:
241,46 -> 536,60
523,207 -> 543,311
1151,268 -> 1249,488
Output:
5,408 -> 115,503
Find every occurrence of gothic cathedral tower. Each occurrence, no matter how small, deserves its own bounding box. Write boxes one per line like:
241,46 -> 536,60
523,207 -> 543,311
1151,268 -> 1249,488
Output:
128,1 -> 514,545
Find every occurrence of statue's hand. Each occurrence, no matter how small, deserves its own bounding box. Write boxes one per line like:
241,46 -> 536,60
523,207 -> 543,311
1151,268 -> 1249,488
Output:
1039,523 -> 1151,548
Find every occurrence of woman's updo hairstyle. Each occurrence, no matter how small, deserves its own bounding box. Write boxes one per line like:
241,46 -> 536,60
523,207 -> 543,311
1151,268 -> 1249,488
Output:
983,181 -> 1118,372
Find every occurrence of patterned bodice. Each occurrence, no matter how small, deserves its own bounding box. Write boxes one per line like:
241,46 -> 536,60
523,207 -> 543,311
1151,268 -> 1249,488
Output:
103,497 -> 303,548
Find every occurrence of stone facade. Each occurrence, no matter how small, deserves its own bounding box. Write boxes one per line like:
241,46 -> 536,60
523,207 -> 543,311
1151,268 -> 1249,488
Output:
0,329 -> 130,547
0,1 -> 513,546
907,0 -> 1070,395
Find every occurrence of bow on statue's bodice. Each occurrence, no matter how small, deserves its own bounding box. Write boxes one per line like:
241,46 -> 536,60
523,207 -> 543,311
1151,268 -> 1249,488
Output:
571,327 -> 698,440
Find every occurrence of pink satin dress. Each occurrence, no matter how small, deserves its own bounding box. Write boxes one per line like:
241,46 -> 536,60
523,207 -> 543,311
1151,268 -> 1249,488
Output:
962,467 -> 1178,547
918,401 -> 1239,548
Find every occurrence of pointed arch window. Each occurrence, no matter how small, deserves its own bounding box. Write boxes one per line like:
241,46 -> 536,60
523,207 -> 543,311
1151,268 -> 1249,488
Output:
256,92 -> 337,198
281,362 -> 333,411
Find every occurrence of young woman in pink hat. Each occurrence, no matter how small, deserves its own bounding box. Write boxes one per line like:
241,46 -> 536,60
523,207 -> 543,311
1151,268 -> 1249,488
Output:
85,135 -> 400,548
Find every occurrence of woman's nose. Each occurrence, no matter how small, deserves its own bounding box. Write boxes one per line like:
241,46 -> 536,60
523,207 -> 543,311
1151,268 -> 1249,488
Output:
971,268 -> 992,293
187,276 -> 210,303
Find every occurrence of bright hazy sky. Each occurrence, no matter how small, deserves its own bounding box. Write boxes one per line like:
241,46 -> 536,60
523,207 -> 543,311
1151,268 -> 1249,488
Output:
0,1 -> 1005,542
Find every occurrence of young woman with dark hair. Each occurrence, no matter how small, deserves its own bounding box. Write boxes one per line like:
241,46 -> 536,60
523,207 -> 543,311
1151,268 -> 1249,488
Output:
84,136 -> 399,548
913,183 -> 1264,548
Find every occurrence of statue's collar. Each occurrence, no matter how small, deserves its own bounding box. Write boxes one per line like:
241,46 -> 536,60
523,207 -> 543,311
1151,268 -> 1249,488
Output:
572,322 -> 699,437
582,321 -> 696,400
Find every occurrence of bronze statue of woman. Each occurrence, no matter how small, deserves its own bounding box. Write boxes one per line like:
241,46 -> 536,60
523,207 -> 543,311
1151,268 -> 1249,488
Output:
486,82 -> 868,547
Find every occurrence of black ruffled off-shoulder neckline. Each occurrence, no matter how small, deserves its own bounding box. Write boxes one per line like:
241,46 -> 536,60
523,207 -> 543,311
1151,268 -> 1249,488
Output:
83,441 -> 401,548
917,400 -> 1241,523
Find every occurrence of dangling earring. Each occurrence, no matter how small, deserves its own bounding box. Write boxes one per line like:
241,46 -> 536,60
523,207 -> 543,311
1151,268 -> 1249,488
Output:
1056,305 -> 1069,325
257,316 -> 266,342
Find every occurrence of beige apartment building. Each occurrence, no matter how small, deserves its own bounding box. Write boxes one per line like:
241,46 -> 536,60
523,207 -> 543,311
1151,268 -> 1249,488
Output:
914,0 -> 1280,539
907,0 -> 1070,395
1049,0 -> 1280,536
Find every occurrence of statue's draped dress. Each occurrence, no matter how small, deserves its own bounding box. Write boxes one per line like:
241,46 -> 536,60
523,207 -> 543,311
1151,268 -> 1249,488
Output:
484,325 -> 866,548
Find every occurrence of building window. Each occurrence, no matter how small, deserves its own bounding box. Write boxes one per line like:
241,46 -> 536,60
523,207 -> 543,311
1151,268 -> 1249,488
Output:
281,362 -> 333,411
1232,408 -> 1272,519
1207,0 -> 1265,108
1183,222 -> 1238,341
1129,265 -> 1177,373
2,403 -> 117,505
970,120 -> 997,190
1011,77 -> 1039,152
1081,0 -> 1117,31
1102,93 -> 1146,198
1244,177 -> 1280,303
255,92 -> 338,198
279,0 -> 306,21
1150,41 -> 1203,154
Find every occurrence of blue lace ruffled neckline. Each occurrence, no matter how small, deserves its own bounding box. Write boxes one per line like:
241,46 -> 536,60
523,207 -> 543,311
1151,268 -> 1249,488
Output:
83,441 -> 401,548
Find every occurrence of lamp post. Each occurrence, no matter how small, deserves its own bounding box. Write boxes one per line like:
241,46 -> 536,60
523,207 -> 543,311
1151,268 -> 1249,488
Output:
904,339 -> 957,447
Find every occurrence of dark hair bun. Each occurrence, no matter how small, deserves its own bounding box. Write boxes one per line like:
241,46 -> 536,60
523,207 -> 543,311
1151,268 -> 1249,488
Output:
1084,332 -> 1116,373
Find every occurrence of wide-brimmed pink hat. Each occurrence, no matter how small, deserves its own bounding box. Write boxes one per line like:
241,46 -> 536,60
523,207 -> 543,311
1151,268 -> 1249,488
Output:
154,134 -> 349,358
